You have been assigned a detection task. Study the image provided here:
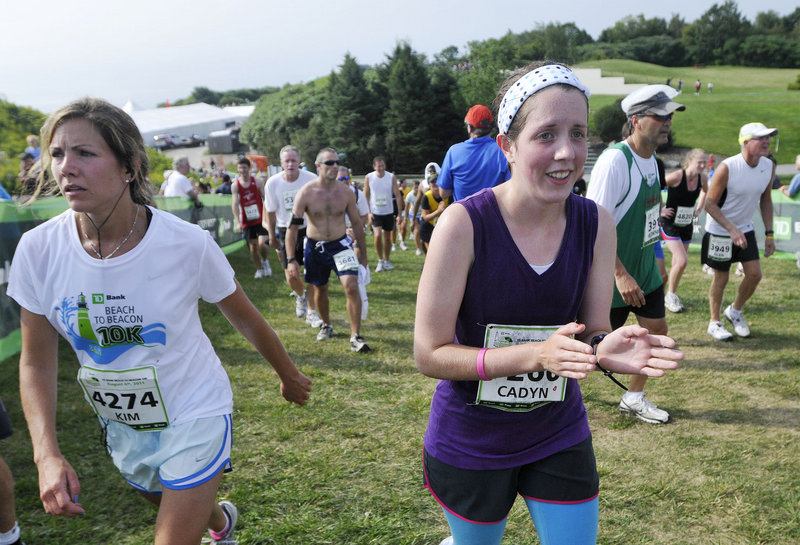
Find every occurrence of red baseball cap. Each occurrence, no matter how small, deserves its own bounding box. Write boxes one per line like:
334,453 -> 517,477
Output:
464,105 -> 493,129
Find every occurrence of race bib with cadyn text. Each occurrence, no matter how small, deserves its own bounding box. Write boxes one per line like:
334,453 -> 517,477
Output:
475,324 -> 567,412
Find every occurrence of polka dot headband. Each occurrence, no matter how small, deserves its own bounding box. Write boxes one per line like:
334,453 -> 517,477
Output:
498,64 -> 590,134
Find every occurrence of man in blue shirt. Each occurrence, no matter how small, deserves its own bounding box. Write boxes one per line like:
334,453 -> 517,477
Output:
437,105 -> 510,201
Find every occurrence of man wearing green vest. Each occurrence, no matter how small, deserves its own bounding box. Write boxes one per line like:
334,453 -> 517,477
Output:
587,85 -> 685,424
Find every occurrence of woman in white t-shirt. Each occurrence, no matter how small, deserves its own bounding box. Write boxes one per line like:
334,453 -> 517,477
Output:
8,97 -> 311,545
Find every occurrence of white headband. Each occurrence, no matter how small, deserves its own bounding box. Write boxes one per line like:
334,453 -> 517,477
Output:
497,64 -> 591,135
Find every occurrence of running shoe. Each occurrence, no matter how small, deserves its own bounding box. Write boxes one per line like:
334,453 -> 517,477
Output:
254,269 -> 265,279
375,260 -> 384,273
702,264 -> 714,275
391,243 -> 397,251
439,537 -> 454,545
262,260 -> 272,277
416,248 -> 423,256
723,305 -> 750,337
734,262 -> 744,276
294,292 -> 307,318
209,500 -> 238,544
664,292 -> 684,313
619,394 -> 669,424
707,321 -> 733,341
306,309 -> 323,328
350,334 -> 371,353
316,323 -> 333,341
382,260 -> 395,271
399,240 -> 408,251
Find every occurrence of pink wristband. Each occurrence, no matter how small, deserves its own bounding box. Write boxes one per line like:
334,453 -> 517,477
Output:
476,348 -> 490,381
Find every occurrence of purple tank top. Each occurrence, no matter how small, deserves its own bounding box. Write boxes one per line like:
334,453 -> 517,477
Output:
423,189 -> 598,470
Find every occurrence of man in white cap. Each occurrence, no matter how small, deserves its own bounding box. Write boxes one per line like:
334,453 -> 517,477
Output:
703,122 -> 777,341
586,84 -> 684,424
437,104 -> 510,202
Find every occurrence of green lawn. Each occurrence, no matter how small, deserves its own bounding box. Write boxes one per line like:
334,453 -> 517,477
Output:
2,238 -> 800,544
580,60 -> 800,164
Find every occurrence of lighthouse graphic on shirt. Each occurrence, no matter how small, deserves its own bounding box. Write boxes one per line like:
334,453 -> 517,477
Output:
57,292 -> 166,364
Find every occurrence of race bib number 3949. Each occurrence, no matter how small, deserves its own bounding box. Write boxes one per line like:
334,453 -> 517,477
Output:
475,324 -> 567,412
78,366 -> 169,431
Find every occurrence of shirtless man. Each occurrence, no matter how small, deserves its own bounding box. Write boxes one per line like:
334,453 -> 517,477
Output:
286,148 -> 370,352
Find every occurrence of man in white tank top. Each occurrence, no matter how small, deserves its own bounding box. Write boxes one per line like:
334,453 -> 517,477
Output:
703,122 -> 777,341
364,156 -> 402,272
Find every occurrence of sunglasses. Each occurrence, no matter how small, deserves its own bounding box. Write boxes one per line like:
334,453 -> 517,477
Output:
337,175 -> 350,181
643,112 -> 673,122
321,159 -> 340,166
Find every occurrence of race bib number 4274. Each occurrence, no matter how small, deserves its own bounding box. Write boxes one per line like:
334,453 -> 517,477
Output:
78,366 -> 169,431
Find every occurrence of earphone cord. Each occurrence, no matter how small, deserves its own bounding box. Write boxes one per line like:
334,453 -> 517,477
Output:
82,184 -> 130,259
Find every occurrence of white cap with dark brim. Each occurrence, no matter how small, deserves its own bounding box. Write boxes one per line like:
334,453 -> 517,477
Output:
621,84 -> 686,116
738,122 -> 778,145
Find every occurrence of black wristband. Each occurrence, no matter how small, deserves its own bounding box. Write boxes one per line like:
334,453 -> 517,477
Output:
590,334 -> 628,391
287,257 -> 297,263
765,230 -> 774,236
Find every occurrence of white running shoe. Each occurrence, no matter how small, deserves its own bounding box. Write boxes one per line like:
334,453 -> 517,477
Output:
210,500 -> 238,544
723,305 -> 750,337
702,263 -> 714,275
382,260 -> 394,271
439,537 -> 454,545
619,394 -> 669,424
734,262 -> 744,276
254,269 -> 265,279
350,334 -> 371,353
316,323 -> 333,341
416,248 -> 423,256
294,293 -> 307,318
664,292 -> 684,313
305,309 -> 323,328
707,321 -> 733,341
391,243 -> 397,251
262,260 -> 272,277
399,240 -> 408,251
375,260 -> 384,273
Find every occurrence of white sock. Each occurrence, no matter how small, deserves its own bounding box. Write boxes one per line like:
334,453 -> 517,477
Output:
623,391 -> 645,404
0,522 -> 20,545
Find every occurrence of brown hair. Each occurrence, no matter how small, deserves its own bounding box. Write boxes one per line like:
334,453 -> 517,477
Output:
34,97 -> 154,205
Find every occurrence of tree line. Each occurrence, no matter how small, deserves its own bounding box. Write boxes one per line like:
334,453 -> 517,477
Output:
234,1 -> 800,174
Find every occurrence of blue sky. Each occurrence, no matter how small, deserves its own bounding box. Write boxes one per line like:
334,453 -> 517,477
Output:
1,0 -> 796,112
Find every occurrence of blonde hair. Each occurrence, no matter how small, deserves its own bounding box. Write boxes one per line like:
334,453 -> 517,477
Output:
683,148 -> 706,169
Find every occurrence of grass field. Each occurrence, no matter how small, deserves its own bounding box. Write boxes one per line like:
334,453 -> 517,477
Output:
1,238 -> 800,544
578,60 -> 800,165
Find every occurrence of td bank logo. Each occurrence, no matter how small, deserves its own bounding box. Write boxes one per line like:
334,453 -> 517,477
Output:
92,294 -> 104,304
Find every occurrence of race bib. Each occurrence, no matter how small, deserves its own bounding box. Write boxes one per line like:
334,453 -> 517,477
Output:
243,204 -> 260,221
673,206 -> 694,227
333,248 -> 359,272
643,204 -> 660,247
374,194 -> 388,207
282,189 -> 298,212
78,366 -> 168,431
707,234 -> 732,261
475,324 -> 567,412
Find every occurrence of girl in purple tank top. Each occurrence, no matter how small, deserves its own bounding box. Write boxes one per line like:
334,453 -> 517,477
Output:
414,62 -> 683,545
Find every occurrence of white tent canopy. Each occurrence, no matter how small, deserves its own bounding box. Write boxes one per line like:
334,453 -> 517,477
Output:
127,103 -> 251,146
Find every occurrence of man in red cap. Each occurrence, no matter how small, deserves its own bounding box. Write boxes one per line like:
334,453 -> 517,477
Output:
437,104 -> 510,201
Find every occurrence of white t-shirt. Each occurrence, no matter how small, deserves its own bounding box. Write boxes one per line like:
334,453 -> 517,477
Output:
163,171 -> 194,198
264,170 -> 317,228
345,186 -> 369,228
704,154 -> 772,236
8,207 -> 236,427
366,171 -> 395,216
586,143 -> 659,225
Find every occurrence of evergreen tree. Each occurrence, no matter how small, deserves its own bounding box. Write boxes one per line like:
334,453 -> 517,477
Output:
323,54 -> 380,173
383,42 -> 436,173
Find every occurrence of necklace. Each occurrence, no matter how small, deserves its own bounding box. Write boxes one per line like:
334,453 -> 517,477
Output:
84,205 -> 140,260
